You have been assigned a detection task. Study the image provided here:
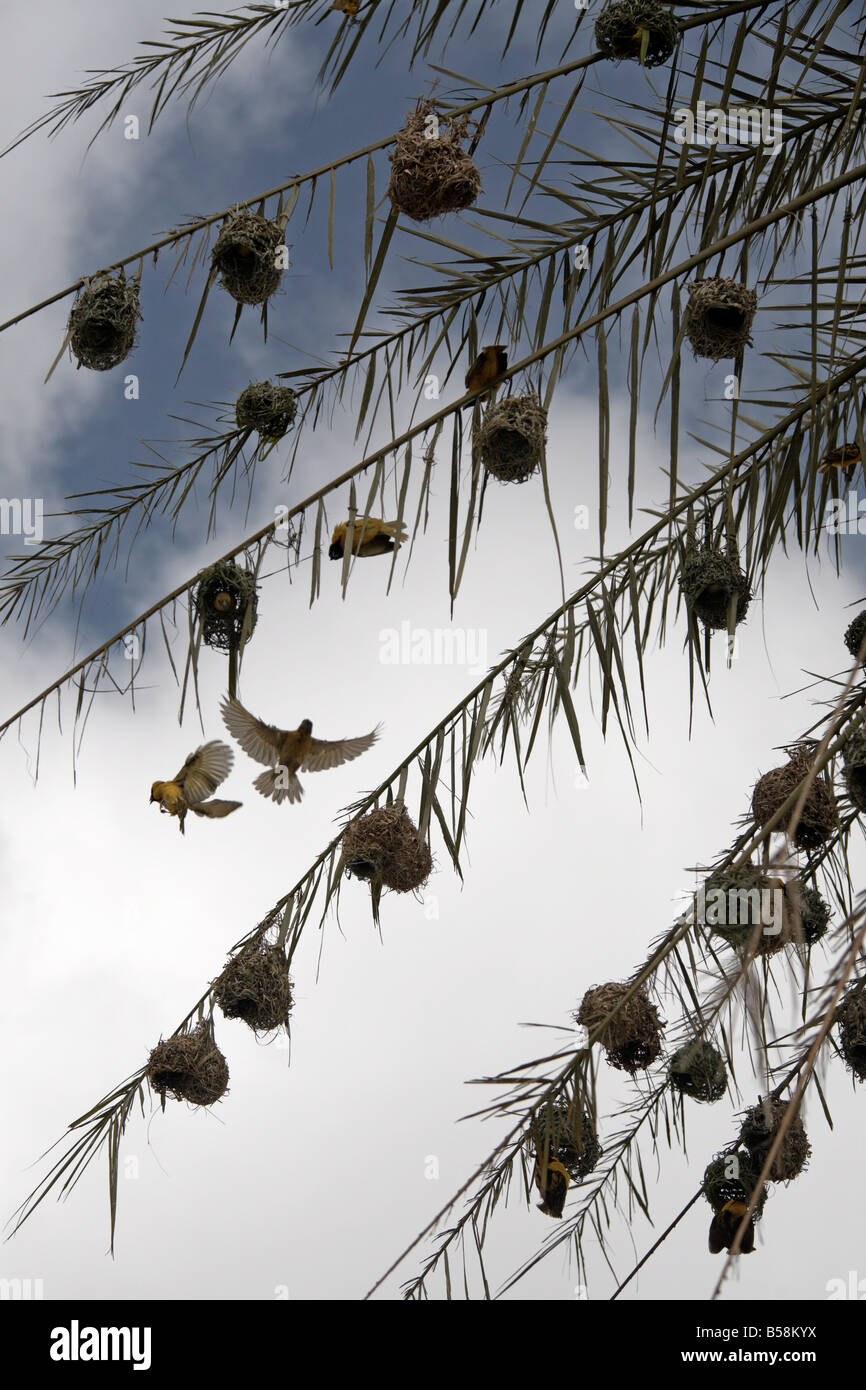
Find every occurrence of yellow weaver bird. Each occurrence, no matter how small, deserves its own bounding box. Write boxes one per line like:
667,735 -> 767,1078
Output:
819,442 -> 860,475
221,695 -> 380,805
534,1154 -> 570,1219
149,740 -> 241,835
708,1199 -> 755,1255
329,517 -> 408,561
463,345 -> 507,408
331,0 -> 360,13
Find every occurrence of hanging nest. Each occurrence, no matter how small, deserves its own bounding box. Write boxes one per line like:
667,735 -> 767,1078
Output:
751,745 -> 837,851
842,724 -> 866,813
236,380 -> 298,441
702,1151 -> 768,1219
701,863 -> 778,951
342,803 -> 433,893
530,1100 -> 603,1181
474,394 -> 547,484
680,545 -> 752,631
835,983 -> 866,1082
819,442 -> 860,475
739,1098 -> 811,1182
387,99 -> 481,223
213,938 -> 293,1035
843,610 -> 866,664
575,981 -> 665,1073
685,278 -> 757,361
193,560 -> 259,653
668,1039 -> 727,1103
594,0 -> 679,65
212,211 -> 284,306
146,1022 -> 229,1107
783,878 -> 831,946
68,272 -> 140,371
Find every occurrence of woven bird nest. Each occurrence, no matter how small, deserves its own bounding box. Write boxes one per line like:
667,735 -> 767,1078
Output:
680,546 -> 752,631
701,863 -> 778,951
530,1100 -> 603,1181
475,394 -> 547,483
575,981 -> 665,1073
594,0 -> 679,65
685,278 -> 757,360
236,380 -> 298,441
751,746 -> 837,851
835,984 -> 866,1082
146,1022 -> 229,1107
783,878 -> 831,945
842,725 -> 866,812
68,273 -> 141,371
844,610 -> 866,664
702,1151 -> 768,1219
739,1098 -> 811,1182
213,939 -> 293,1035
387,99 -> 481,222
193,560 -> 259,653
668,1039 -> 727,1103
212,212 -> 284,306
342,803 -> 433,893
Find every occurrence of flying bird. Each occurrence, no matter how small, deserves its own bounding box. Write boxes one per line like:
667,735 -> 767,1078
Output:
708,1199 -> 755,1255
221,695 -> 379,805
533,1154 -> 570,1219
149,740 -> 241,835
329,517 -> 408,561
463,345 -> 507,408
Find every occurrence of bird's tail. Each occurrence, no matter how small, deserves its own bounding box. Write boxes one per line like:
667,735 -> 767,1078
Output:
382,519 -> 409,546
254,767 -> 303,805
192,799 -> 243,819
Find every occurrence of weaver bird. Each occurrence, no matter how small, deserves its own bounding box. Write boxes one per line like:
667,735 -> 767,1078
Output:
708,1199 -> 755,1255
149,740 -> 241,835
819,442 -> 860,475
329,517 -> 408,561
221,695 -> 380,805
534,1154 -> 570,1219
331,0 -> 360,12
463,345 -> 507,408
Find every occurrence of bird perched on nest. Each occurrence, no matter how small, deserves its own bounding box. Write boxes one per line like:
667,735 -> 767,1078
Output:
533,1154 -> 571,1219
150,740 -> 241,835
221,695 -> 380,805
463,345 -> 507,408
708,1199 -> 755,1254
819,442 -> 860,475
329,517 -> 408,561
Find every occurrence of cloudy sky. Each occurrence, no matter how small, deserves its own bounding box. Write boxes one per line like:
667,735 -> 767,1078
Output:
0,0 -> 864,1304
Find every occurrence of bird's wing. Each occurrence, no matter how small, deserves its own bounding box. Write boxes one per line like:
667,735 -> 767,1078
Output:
191,798 -> 243,819
174,740 -> 234,804
221,696 -> 286,766
301,725 -> 380,772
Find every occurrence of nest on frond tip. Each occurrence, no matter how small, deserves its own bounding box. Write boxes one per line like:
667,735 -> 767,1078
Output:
387,98 -> 481,223
213,939 -> 293,1035
668,1039 -> 728,1103
782,878 -> 832,945
835,984 -> 866,1082
193,560 -> 259,653
235,380 -> 298,441
702,1151 -> 768,1218
843,609 -> 866,664
575,981 -> 665,1073
594,0 -> 679,65
685,278 -> 758,360
530,1100 -> 603,1181
679,546 -> 752,631
751,746 -> 838,852
212,211 -> 284,305
341,803 -> 433,893
474,394 -> 547,484
146,1022 -> 229,1107
68,272 -> 141,371
738,1098 -> 811,1182
842,724 -> 866,813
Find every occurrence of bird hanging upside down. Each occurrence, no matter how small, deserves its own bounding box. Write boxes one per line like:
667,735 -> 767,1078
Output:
149,740 -> 242,835
534,1153 -> 571,1219
463,345 -> 508,408
328,517 -> 408,561
221,695 -> 380,805
708,1199 -> 756,1254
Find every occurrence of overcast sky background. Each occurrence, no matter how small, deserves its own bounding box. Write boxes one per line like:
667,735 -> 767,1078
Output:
0,0 -> 864,1303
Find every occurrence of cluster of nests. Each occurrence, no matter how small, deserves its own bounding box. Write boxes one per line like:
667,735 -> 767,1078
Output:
700,863 -> 832,953
68,272 -> 141,372
387,99 -> 481,223
530,1099 -> 603,1182
593,0 -> 680,67
235,380 -> 297,442
192,560 -> 259,654
703,1098 -> 811,1225
341,803 -> 432,894
475,394 -> 547,484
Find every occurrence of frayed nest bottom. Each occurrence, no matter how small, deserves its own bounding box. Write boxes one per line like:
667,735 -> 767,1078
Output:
342,803 -> 432,893
475,394 -> 547,483
146,1022 -> 229,1107
575,981 -> 664,1073
213,940 -> 293,1034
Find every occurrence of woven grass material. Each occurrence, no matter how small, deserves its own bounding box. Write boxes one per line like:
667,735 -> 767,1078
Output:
342,803 -> 433,893
68,273 -> 140,371
685,277 -> 757,360
680,546 -> 752,631
193,560 -> 258,653
843,609 -> 866,663
474,394 -> 547,483
751,747 -> 838,851
212,212 -> 283,306
146,1021 -> 229,1107
842,725 -> 866,812
702,863 -> 780,951
213,939 -> 292,1034
783,878 -> 831,945
530,1099 -> 603,1181
575,981 -> 664,1073
387,98 -> 481,223
594,0 -> 679,65
819,442 -> 860,474
702,1151 -> 768,1218
669,1039 -> 727,1103
739,1098 -> 811,1182
836,984 -> 866,1082
236,380 -> 298,440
